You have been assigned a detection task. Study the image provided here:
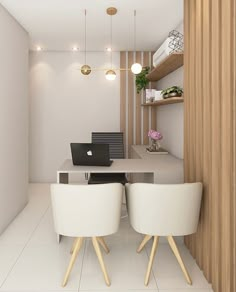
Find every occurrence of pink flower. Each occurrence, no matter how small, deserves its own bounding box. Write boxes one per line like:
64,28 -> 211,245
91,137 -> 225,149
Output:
148,129 -> 163,141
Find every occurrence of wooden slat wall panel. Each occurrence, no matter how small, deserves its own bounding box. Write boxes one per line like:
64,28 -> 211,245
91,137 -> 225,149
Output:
120,51 -> 155,157
184,1 -> 236,292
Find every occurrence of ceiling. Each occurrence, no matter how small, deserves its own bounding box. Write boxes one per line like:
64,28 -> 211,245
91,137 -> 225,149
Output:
0,0 -> 183,52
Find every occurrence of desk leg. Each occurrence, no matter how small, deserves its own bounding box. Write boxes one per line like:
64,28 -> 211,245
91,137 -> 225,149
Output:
56,172 -> 69,243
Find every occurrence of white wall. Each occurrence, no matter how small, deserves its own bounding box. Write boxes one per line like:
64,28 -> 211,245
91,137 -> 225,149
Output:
30,52 -> 120,182
0,5 -> 29,234
156,66 -> 184,159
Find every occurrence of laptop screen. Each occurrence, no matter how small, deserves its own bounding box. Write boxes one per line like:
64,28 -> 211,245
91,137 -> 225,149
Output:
70,143 -> 112,166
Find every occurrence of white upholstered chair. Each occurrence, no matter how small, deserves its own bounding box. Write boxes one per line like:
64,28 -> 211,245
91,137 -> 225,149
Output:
125,182 -> 202,286
51,183 -> 123,287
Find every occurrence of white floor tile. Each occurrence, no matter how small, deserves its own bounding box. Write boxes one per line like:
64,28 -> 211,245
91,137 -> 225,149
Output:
26,207 -> 57,247
80,235 -> 157,290
0,244 -> 24,287
1,237 -> 85,291
0,184 -> 50,245
146,243 -> 211,290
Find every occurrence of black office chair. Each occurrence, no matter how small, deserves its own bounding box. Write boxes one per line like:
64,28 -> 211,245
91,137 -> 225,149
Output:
88,132 -> 128,185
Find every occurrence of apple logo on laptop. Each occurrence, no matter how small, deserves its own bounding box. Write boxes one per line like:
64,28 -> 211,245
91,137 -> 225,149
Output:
87,150 -> 93,156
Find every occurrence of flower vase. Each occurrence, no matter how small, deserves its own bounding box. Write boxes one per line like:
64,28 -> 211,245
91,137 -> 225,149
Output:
149,139 -> 161,152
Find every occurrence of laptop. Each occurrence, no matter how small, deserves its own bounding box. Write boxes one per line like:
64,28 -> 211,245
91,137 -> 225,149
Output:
70,143 -> 113,166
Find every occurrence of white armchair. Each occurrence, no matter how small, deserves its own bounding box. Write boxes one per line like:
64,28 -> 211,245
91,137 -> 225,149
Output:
51,183 -> 123,287
125,182 -> 202,286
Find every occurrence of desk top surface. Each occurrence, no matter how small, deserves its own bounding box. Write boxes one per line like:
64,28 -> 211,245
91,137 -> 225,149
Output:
58,159 -> 159,173
58,146 -> 183,174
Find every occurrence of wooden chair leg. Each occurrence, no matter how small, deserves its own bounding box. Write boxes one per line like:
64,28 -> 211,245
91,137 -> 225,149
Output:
62,237 -> 83,287
167,236 -> 192,285
137,235 -> 152,253
70,238 -> 77,254
97,237 -> 110,254
145,235 -> 159,286
92,237 -> 111,286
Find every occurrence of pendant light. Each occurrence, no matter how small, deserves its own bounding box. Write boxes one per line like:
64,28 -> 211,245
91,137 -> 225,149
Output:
105,7 -> 117,81
131,10 -> 142,74
81,9 -> 91,75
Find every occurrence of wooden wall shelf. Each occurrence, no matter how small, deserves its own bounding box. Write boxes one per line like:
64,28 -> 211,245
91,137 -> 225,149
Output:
141,97 -> 184,107
147,52 -> 184,82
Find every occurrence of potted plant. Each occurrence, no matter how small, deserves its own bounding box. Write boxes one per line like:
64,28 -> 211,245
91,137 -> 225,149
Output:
135,67 -> 150,94
161,86 -> 183,99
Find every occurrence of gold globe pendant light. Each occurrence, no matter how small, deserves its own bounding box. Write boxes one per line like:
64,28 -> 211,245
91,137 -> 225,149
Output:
131,10 -> 142,74
105,7 -> 117,81
81,10 -> 91,75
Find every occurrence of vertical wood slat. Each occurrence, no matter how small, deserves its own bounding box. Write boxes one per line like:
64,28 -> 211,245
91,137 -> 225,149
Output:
233,3 -> 236,292
135,52 -> 142,145
143,52 -> 150,145
183,0 -> 190,248
128,52 -> 134,156
202,0 -> 212,280
120,52 -> 126,155
220,0 -> 233,291
184,1 -> 236,292
211,0 -> 221,290
150,52 -> 157,130
195,0 -> 204,268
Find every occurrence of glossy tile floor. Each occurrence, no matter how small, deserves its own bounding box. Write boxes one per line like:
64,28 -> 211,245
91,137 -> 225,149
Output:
0,184 -> 213,292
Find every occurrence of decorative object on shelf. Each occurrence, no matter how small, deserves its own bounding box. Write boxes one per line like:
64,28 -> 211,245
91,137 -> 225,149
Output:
135,66 -> 150,94
168,30 -> 184,54
131,10 -> 142,74
105,7 -> 117,81
154,90 -> 163,101
147,130 -> 163,152
161,86 -> 183,99
81,10 -> 91,76
145,89 -> 155,103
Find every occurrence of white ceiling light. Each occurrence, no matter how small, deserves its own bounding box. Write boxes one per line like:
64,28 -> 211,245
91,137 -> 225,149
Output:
72,46 -> 79,51
106,47 -> 112,52
131,63 -> 142,74
131,10 -> 142,74
36,46 -> 42,51
81,10 -> 91,75
105,7 -> 117,81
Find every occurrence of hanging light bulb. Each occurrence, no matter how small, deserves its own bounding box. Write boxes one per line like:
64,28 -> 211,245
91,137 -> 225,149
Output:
131,10 -> 142,74
105,7 -> 117,81
105,69 -> 116,80
131,63 -> 142,74
81,9 -> 91,75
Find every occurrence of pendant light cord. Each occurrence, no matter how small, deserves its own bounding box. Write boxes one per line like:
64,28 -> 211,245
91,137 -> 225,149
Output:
84,9 -> 87,64
110,14 -> 113,69
134,10 -> 136,53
